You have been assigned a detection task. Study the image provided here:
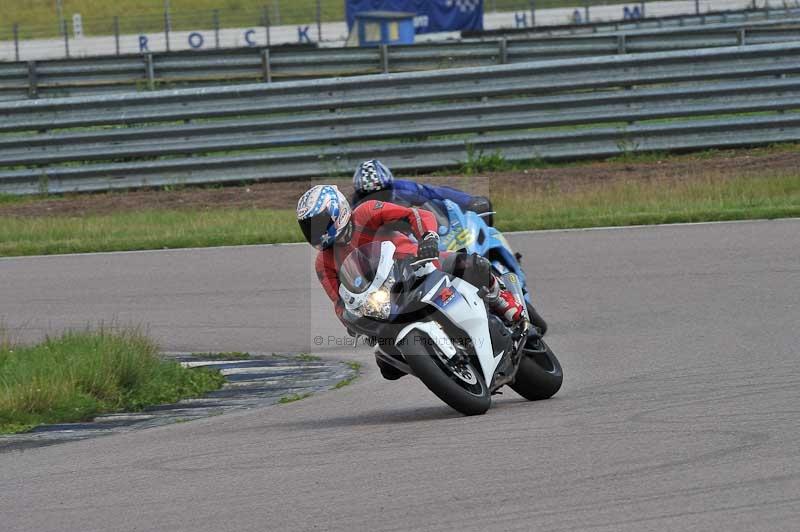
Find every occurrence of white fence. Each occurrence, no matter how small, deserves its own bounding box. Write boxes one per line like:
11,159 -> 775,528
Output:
0,0 -> 762,61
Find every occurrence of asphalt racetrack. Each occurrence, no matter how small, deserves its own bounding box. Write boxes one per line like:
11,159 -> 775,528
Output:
1,219 -> 799,531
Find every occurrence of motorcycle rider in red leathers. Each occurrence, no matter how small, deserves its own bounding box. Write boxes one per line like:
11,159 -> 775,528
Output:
296,185 -> 524,380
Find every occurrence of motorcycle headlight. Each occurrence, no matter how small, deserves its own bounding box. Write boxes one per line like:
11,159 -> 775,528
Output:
362,275 -> 394,320
363,287 -> 391,320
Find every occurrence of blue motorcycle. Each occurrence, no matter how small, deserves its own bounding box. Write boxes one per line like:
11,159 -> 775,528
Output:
424,199 -> 548,334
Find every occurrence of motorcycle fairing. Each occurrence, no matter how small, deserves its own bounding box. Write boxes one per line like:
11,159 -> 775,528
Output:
417,272 -> 500,387
395,321 -> 457,360
338,240 -> 396,313
431,284 -> 462,310
438,200 -> 530,304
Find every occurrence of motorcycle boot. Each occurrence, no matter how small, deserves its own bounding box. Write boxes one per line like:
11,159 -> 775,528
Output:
484,277 -> 524,324
375,355 -> 405,381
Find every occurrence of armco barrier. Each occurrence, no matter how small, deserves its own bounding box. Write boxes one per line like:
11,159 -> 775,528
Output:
0,18 -> 798,102
1,41 -> 799,195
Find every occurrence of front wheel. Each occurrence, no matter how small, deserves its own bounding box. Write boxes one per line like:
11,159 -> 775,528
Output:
510,336 -> 563,401
403,331 -> 491,416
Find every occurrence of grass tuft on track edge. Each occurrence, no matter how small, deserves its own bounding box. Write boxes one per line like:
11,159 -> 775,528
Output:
0,327 -> 225,435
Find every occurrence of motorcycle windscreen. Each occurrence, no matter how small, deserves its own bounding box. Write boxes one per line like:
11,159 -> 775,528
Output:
441,201 -> 486,253
338,241 -> 385,294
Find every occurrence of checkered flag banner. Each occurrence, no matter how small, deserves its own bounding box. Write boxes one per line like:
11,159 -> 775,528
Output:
446,0 -> 481,13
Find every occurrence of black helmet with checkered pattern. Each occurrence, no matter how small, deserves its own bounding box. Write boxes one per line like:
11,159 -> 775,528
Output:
352,160 -> 394,195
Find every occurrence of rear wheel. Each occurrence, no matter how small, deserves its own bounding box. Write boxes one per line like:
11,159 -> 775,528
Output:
526,302 -> 548,336
510,336 -> 563,401
403,331 -> 491,416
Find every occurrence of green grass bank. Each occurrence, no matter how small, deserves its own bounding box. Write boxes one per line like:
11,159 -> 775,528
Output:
1,171 -> 798,257
0,328 -> 225,434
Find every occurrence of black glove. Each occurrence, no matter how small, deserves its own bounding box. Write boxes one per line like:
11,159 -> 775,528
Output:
416,231 -> 440,262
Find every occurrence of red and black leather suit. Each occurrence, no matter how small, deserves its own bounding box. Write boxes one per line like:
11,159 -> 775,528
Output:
315,200 -> 437,321
315,199 -> 522,327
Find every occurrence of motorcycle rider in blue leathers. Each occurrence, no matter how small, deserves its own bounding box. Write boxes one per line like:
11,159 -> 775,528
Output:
350,160 -> 495,226
351,160 -> 548,336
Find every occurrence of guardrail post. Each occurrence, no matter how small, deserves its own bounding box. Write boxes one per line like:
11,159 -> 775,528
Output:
13,23 -> 20,61
316,0 -> 323,42
617,34 -> 627,54
261,6 -> 272,48
499,38 -> 508,64
144,53 -> 155,90
61,18 -> 70,58
262,6 -> 272,47
380,44 -> 389,74
164,9 -> 171,52
213,10 -> 221,49
27,61 -> 38,99
113,16 -> 120,55
738,28 -> 746,46
261,48 -> 272,82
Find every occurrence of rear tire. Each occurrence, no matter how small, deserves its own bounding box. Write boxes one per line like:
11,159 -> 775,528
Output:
510,336 -> 563,401
526,302 -> 548,336
403,332 -> 491,416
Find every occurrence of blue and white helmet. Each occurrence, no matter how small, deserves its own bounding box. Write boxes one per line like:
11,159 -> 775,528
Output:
296,185 -> 352,250
353,160 -> 394,194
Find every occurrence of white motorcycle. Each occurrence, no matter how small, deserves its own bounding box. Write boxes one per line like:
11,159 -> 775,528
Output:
339,241 -> 563,415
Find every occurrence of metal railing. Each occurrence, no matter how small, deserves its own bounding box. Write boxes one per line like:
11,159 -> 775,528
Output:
1,18 -> 799,102
1,41 -> 799,195
468,3 -> 800,37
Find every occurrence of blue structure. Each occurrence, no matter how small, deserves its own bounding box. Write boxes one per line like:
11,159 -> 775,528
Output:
346,0 -> 484,34
354,11 -> 416,46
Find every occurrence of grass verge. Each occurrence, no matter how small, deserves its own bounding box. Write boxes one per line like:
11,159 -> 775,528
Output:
294,353 -> 321,362
278,392 -> 313,404
0,208 -> 300,257
0,193 -> 29,205
333,361 -> 362,389
493,172 -> 800,232
0,328 -> 225,435
1,171 -> 799,257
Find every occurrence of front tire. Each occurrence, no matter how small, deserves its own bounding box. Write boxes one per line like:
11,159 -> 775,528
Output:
510,336 -> 563,401
403,331 -> 491,416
